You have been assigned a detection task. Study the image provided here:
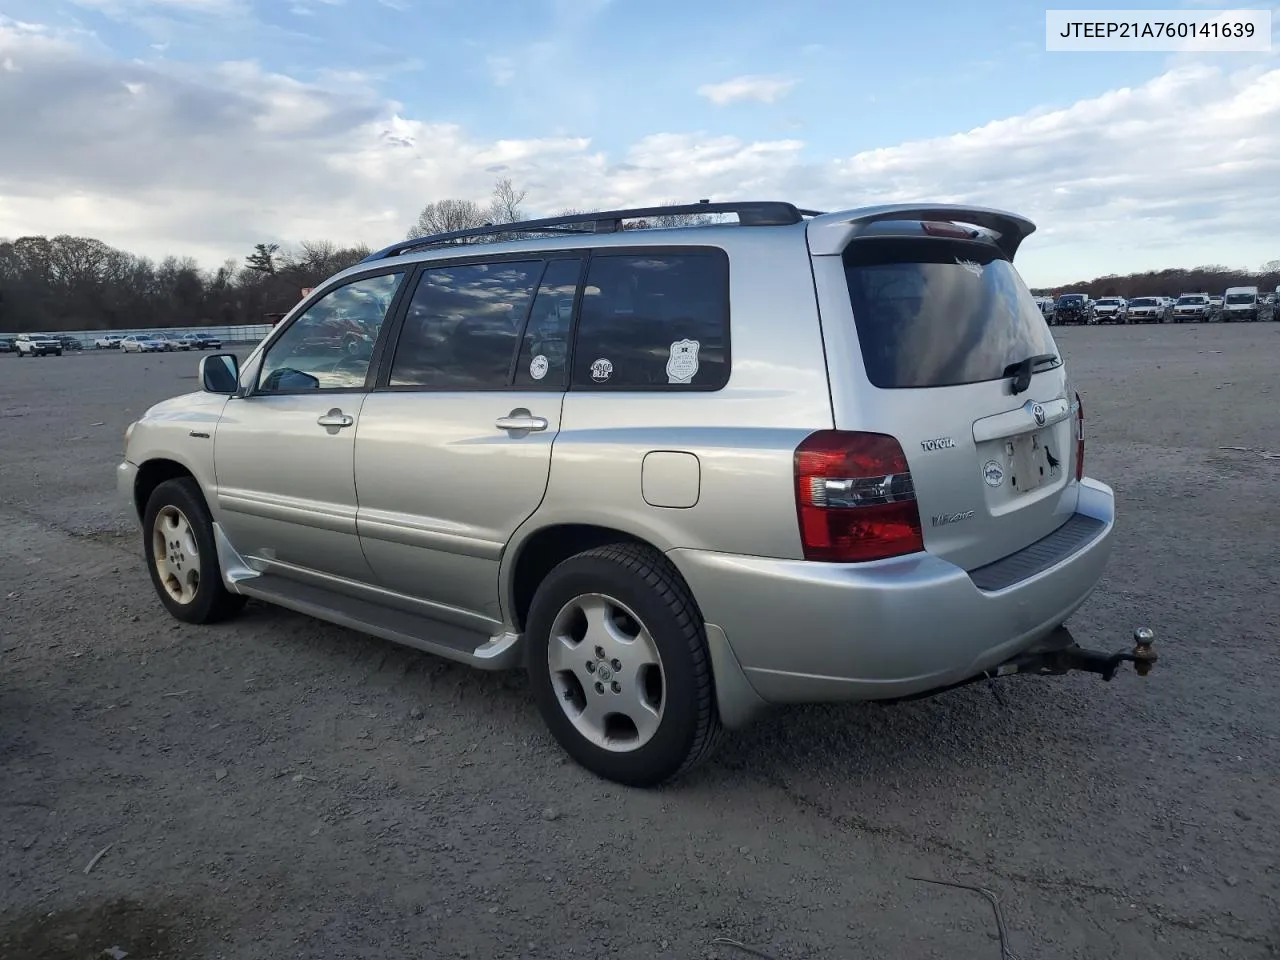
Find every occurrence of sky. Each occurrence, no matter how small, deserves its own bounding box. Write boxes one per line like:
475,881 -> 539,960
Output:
0,0 -> 1277,286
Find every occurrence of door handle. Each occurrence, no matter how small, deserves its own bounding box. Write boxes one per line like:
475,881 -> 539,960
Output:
495,413 -> 549,433
317,410 -> 354,428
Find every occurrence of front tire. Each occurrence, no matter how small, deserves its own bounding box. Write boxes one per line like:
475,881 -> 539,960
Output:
142,477 -> 247,624
525,543 -> 722,787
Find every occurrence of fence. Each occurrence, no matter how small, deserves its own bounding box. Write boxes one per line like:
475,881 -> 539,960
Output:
1,323 -> 276,347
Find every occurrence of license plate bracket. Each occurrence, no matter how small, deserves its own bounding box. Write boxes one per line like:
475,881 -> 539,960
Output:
1008,431 -> 1049,494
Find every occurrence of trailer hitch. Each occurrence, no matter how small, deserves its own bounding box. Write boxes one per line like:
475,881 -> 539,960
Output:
879,626 -> 1157,705
996,625 -> 1157,682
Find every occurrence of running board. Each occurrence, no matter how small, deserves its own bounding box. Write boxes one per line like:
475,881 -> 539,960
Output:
234,573 -> 523,671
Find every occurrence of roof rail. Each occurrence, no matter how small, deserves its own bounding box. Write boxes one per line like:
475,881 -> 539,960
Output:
360,200 -> 822,263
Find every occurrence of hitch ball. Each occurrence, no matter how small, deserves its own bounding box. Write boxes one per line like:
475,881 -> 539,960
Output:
1132,627 -> 1157,676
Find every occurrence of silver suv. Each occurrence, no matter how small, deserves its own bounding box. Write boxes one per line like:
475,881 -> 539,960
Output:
119,201 -> 1153,786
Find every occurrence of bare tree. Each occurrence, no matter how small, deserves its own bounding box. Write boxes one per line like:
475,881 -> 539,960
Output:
405,198 -> 489,241
488,177 -> 527,224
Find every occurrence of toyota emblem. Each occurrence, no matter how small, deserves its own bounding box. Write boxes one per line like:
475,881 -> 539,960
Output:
1032,403 -> 1046,426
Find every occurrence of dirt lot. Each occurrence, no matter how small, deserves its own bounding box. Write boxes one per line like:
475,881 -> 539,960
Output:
2,325 -> 1278,960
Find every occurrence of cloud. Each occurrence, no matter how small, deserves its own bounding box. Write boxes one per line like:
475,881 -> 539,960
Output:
70,0 -> 248,13
0,16 -> 1277,284
697,74 -> 798,106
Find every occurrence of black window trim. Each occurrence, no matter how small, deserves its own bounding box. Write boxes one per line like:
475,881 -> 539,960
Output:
244,266 -> 413,399
566,244 -> 732,394
372,251 -> 588,394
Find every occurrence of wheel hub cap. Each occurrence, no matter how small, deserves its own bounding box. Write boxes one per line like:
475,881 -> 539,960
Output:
546,593 -> 666,753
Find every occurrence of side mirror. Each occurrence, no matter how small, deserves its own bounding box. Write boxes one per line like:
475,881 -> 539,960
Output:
200,353 -> 240,394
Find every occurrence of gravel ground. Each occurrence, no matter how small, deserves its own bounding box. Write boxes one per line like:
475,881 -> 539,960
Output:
1,325 -> 1278,960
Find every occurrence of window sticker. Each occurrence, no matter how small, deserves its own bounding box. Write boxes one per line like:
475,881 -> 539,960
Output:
529,354 -> 549,381
589,358 -> 613,382
666,339 -> 700,384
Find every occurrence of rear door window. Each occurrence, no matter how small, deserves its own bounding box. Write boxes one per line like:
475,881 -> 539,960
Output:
571,251 -> 730,390
843,237 -> 1057,390
389,260 -> 541,389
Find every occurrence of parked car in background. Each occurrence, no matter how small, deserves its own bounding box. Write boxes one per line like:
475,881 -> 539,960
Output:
121,334 -> 167,353
178,332 -> 223,350
1055,293 -> 1093,324
1126,297 -> 1169,323
1034,296 -> 1057,324
0,337 -> 13,353
94,334 -> 125,349
15,333 -> 63,357
1093,297 -> 1128,324
1208,295 -> 1224,319
1173,293 -> 1211,322
148,333 -> 188,352
1221,286 -> 1260,322
54,335 -> 84,351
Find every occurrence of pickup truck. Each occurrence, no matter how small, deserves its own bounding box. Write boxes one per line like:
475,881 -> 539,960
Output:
1093,297 -> 1128,324
1126,297 -> 1168,323
1173,293 -> 1211,322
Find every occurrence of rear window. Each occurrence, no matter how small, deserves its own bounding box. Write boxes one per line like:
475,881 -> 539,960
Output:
843,238 -> 1056,390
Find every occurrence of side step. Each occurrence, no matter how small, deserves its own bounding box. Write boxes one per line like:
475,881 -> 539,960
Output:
234,573 -> 522,670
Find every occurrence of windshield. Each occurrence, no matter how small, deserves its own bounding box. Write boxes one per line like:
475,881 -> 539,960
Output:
1177,297 -> 1205,305
1130,298 -> 1157,306
1097,299 -> 1120,306
842,237 -> 1056,390
1058,295 -> 1084,305
1226,294 -> 1255,304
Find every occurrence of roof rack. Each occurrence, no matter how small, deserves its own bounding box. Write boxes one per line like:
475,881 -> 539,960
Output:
361,200 -> 826,263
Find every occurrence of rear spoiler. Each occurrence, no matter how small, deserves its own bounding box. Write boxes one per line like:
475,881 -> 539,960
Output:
806,203 -> 1036,260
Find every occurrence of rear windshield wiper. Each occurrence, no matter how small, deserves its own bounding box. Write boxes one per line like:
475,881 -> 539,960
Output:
1003,353 -> 1059,395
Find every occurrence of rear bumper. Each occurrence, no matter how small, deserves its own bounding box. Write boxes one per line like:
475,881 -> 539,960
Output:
671,478 -> 1116,708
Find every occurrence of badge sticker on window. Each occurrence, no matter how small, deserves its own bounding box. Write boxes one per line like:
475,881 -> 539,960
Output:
666,339 -> 700,384
956,257 -> 983,278
589,358 -> 613,382
529,354 -> 549,381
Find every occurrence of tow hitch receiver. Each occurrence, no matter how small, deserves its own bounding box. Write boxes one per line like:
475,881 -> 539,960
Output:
879,626 -> 1157,704
993,625 -> 1158,682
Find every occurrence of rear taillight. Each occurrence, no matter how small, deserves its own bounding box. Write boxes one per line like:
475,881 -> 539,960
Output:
1074,391 -> 1085,481
794,431 -> 924,563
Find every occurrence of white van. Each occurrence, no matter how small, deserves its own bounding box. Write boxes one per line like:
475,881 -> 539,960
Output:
1222,286 -> 1260,322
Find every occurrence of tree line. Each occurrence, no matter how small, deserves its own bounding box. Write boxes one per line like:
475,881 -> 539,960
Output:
1031,261 -> 1280,300
0,177 -> 715,334
5,175 -> 1270,333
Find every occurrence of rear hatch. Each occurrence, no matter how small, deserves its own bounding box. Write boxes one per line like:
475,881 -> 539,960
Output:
819,228 -> 1078,571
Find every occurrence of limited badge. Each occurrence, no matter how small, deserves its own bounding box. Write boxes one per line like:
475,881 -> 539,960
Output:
529,354 -> 549,381
589,358 -> 613,382
666,339 -> 700,384
983,459 -> 1005,487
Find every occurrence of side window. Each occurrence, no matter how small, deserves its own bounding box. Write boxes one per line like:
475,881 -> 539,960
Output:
258,272 -> 404,393
389,260 -> 542,389
512,258 -> 583,388
571,252 -> 730,390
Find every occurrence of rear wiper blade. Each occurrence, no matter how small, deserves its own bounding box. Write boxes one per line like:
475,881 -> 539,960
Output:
1003,353 -> 1059,395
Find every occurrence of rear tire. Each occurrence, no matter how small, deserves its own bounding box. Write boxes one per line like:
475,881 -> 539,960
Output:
142,477 -> 247,624
525,543 -> 722,787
